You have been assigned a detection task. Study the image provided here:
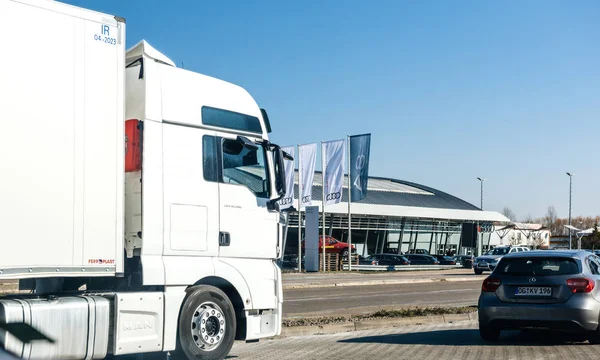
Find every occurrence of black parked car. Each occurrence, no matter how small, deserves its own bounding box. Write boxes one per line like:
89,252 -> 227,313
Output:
432,255 -> 457,265
368,254 -> 410,266
358,255 -> 379,265
405,254 -> 440,265
406,249 -> 430,255
454,255 -> 474,268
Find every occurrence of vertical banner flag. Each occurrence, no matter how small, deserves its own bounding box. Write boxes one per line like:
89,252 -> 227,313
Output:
323,139 -> 346,206
278,146 -> 295,210
298,143 -> 317,209
349,134 -> 371,202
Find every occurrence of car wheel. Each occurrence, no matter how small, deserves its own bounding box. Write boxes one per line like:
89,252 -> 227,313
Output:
341,249 -> 349,258
589,324 -> 600,344
172,285 -> 236,360
479,324 -> 500,342
474,269 -> 483,275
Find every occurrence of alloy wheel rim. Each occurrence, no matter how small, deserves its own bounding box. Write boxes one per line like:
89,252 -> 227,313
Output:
190,301 -> 226,351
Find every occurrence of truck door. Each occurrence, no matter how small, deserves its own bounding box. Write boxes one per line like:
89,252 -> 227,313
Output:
161,124 -> 220,257
216,135 -> 279,259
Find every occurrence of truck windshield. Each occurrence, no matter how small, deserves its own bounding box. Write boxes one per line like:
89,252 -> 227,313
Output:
222,139 -> 269,198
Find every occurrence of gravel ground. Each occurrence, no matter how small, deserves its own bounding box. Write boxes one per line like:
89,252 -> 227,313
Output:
283,306 -> 477,327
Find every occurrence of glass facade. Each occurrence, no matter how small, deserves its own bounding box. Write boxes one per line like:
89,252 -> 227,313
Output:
285,213 -> 481,263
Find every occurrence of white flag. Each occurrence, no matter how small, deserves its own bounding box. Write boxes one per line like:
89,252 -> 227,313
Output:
298,143 -> 317,209
323,139 -> 346,206
278,146 -> 295,210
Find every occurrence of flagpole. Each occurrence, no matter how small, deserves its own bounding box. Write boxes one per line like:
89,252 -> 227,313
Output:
347,135 -> 352,271
297,144 -> 302,273
321,141 -> 326,272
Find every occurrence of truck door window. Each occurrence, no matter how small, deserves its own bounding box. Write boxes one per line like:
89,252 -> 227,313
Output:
203,135 -> 218,182
221,139 -> 269,198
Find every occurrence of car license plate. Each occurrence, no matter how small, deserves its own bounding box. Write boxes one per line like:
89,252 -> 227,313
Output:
515,287 -> 552,296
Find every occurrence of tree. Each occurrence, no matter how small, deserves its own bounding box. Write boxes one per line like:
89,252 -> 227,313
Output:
508,234 -> 520,245
502,207 -> 517,222
581,223 -> 600,250
544,205 -> 558,228
523,213 -> 534,224
530,231 -> 547,249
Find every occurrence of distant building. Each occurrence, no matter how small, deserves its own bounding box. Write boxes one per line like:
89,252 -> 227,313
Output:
485,223 -> 551,251
550,235 -> 570,249
285,171 -> 508,258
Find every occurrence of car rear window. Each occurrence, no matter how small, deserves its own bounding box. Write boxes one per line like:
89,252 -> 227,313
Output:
497,257 -> 580,276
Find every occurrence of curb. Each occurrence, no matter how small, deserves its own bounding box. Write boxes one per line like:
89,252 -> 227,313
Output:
283,276 -> 482,290
280,312 -> 478,337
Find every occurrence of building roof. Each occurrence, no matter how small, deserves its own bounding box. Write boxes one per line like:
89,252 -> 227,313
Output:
296,172 -> 479,211
293,171 -> 508,223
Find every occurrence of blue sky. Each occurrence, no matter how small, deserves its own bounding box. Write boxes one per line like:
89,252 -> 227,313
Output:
64,0 -> 600,220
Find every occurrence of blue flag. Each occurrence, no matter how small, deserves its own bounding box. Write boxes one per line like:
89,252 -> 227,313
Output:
349,134 -> 371,202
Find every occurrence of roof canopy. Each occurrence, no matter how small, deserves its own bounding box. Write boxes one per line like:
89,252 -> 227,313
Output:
290,171 -> 509,223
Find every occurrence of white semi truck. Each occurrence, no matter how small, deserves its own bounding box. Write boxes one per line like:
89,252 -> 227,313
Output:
0,1 -> 290,359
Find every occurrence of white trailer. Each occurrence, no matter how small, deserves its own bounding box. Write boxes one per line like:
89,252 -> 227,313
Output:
0,1 -> 289,359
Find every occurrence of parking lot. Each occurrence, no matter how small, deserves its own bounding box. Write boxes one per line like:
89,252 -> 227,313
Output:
230,321 -> 600,360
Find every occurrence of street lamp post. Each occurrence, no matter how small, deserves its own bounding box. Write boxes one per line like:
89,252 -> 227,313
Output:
567,172 -> 574,250
477,177 -> 486,210
477,177 -> 486,256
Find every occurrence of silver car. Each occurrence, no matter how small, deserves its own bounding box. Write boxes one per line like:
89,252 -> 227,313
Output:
478,250 -> 600,343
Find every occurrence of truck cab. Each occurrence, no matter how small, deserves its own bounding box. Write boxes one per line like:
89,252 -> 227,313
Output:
120,40 -> 288,357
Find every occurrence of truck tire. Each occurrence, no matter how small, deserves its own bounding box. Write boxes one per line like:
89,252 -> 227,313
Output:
172,285 -> 236,360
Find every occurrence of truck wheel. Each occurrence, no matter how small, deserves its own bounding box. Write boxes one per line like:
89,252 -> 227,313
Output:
173,285 -> 236,360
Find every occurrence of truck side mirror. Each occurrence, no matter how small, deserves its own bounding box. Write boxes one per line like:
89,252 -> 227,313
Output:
274,147 -> 286,198
236,135 -> 258,151
282,150 -> 293,161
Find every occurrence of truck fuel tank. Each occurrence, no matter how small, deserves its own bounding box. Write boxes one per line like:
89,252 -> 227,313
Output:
0,296 -> 110,359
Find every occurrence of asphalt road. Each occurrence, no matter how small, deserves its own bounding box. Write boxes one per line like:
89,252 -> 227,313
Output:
230,321 -> 600,360
283,280 -> 482,318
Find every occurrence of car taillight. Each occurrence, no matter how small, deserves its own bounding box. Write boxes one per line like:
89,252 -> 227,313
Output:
482,277 -> 501,292
567,278 -> 595,293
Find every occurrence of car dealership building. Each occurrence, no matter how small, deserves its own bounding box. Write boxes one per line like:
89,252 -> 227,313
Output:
284,171 -> 509,258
